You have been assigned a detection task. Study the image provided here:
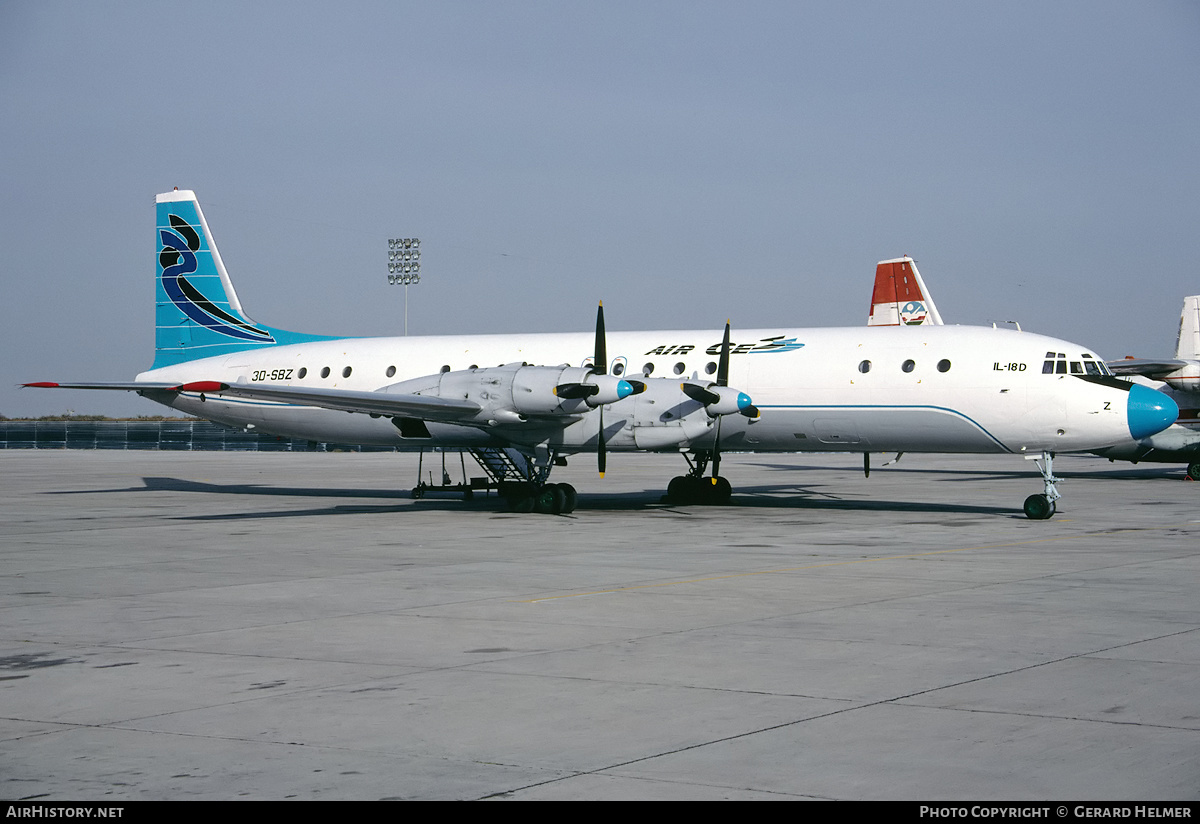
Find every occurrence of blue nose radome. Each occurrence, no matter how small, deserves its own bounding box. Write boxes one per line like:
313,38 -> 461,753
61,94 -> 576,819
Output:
1126,383 -> 1179,440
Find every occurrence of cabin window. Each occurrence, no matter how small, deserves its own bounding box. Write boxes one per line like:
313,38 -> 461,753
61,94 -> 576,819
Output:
642,363 -> 655,376
320,366 -> 331,378
937,359 -> 951,372
386,365 -> 396,378
298,367 -> 307,379
612,362 -> 625,376
705,362 -> 718,375
673,362 -> 686,375
858,360 -> 871,373
901,359 -> 915,373
440,365 -> 450,373
343,366 -> 353,378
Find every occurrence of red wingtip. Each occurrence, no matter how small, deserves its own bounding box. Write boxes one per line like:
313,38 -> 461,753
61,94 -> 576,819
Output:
22,382 -> 61,388
175,381 -> 227,393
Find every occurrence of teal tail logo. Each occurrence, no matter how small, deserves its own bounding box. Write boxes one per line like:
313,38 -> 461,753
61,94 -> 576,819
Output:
159,215 -> 275,343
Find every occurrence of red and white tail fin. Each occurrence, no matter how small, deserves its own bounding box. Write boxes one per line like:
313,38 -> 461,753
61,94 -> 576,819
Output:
1175,295 -> 1200,360
867,256 -> 944,327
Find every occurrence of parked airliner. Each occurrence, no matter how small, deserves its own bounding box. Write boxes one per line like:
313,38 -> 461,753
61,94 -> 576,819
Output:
865,256 -> 1200,480
1101,295 -> 1200,478
26,191 -> 1179,518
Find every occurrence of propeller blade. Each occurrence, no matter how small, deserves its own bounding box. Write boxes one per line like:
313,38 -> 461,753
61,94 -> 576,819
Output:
712,418 -> 723,479
598,405 -> 606,477
681,382 -> 720,406
717,320 -> 731,387
593,302 -> 607,376
554,382 -> 600,399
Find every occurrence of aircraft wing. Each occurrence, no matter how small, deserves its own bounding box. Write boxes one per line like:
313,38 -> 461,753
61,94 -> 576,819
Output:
170,381 -> 483,422
1105,359 -> 1190,378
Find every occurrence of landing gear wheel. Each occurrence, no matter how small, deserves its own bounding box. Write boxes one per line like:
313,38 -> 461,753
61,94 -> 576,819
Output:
508,493 -> 535,513
667,475 -> 731,505
1187,461 -> 1200,481
709,476 -> 732,505
533,485 -> 566,514
667,475 -> 693,505
556,483 -> 578,514
1023,493 -> 1056,520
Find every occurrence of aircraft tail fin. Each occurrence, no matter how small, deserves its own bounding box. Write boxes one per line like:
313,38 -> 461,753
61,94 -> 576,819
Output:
867,256 -> 944,327
153,190 -> 331,368
1174,296 -> 1200,360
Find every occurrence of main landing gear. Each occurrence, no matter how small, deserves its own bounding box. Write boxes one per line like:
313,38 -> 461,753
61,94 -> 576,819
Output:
665,450 -> 733,506
1023,450 -> 1061,520
411,447 -> 578,515
501,481 -> 578,515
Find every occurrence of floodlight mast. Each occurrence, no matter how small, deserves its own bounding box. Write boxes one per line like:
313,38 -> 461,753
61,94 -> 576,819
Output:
387,238 -> 421,335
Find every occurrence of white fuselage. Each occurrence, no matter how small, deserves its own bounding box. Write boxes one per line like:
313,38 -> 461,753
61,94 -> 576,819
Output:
137,324 -> 1145,457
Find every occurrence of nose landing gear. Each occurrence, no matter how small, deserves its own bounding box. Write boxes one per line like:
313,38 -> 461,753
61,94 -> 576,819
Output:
1023,451 -> 1060,520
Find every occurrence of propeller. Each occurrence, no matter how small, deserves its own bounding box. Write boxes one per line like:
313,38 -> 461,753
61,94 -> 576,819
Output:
680,320 -> 761,481
680,321 -> 760,418
551,302 -> 646,477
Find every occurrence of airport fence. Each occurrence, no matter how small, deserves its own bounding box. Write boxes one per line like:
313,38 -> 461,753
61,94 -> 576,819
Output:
0,420 -> 400,452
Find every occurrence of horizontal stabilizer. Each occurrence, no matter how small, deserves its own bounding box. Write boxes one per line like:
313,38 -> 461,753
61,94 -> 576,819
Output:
1105,358 -> 1190,378
23,381 -> 180,391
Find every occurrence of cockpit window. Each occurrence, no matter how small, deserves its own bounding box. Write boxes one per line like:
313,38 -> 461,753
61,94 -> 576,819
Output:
1044,351 -> 1113,377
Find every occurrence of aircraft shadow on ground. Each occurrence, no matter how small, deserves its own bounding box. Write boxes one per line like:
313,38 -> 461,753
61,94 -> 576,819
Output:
90,475 -> 1020,519
745,461 -> 1183,483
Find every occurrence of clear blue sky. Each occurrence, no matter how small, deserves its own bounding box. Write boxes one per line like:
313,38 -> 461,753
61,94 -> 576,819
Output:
4,0 -> 1199,417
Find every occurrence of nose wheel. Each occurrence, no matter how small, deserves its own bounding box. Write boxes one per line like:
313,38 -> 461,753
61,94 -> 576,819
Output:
1023,451 -> 1060,520
1023,493 -> 1056,520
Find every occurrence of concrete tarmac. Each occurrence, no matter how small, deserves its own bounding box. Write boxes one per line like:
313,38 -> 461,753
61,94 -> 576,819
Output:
1,450 -> 1197,800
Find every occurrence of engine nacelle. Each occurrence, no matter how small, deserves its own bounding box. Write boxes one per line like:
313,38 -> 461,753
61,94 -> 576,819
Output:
701,384 -> 754,416
385,363 -> 595,424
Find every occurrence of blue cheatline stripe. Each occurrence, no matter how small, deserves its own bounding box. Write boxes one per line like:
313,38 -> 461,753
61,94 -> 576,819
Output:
757,404 -> 1012,452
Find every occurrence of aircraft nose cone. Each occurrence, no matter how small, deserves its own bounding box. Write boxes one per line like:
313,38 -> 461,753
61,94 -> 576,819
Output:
1126,383 -> 1179,440
616,379 -> 634,400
